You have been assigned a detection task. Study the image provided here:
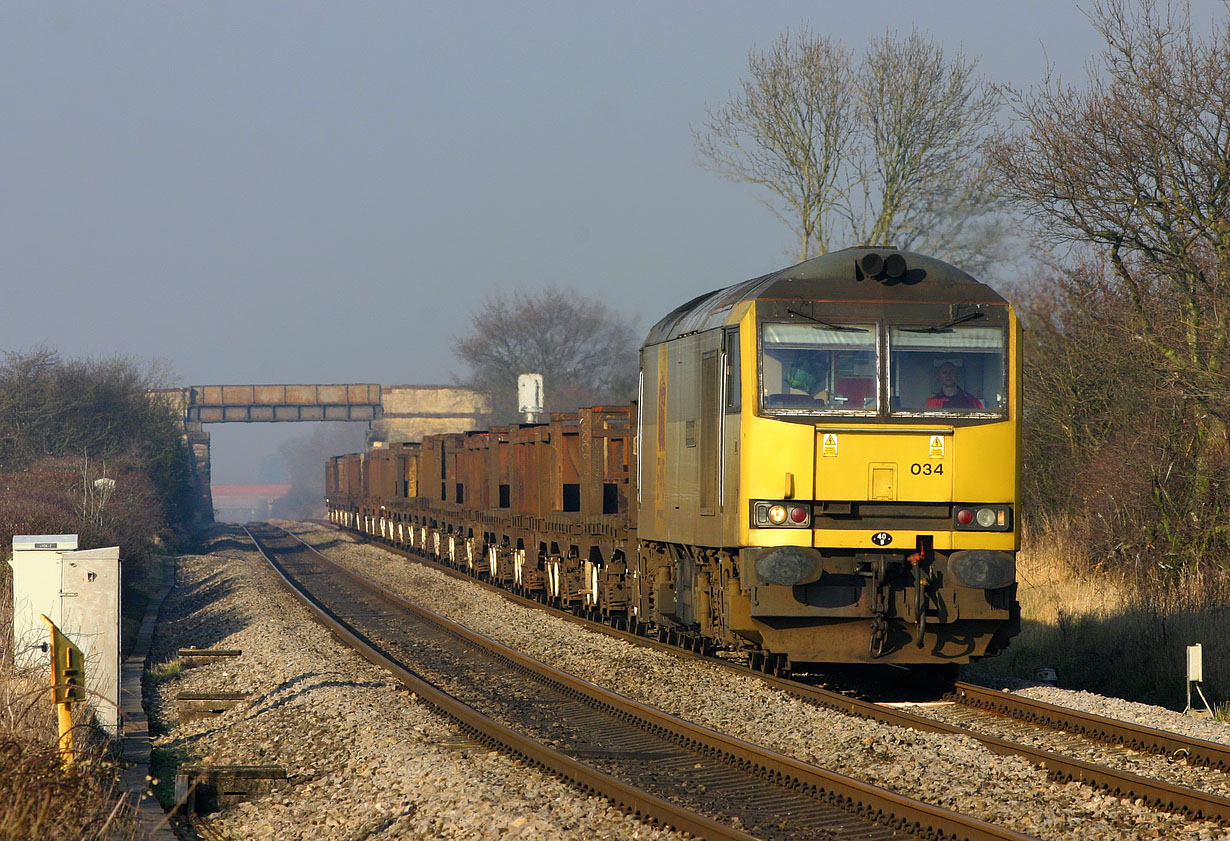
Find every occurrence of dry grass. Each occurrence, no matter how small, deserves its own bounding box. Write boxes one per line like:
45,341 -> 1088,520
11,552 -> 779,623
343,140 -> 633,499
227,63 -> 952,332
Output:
970,518 -> 1230,710
0,590 -> 138,841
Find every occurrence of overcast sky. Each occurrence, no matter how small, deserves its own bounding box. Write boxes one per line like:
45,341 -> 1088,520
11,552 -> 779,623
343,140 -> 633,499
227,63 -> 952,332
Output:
2,2 -> 1224,482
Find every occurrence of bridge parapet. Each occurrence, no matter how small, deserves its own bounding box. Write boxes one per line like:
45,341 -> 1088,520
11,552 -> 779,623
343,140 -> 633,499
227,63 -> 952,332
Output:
183,384 -> 383,423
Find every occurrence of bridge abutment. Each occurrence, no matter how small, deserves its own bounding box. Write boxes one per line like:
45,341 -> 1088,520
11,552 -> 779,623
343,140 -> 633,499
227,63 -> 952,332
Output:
367,385 -> 489,447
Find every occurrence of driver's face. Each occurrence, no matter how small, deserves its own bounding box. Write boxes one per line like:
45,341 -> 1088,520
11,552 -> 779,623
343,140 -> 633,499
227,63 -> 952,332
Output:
939,364 -> 958,386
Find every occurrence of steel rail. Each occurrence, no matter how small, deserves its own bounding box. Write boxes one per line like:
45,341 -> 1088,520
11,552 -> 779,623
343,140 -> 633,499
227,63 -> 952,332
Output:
951,681 -> 1230,771
242,525 -> 763,841
255,524 -> 1040,841
327,522 -> 1230,825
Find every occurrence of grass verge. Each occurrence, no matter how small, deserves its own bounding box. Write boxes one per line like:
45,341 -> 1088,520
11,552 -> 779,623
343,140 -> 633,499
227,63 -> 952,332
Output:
970,521 -> 1230,710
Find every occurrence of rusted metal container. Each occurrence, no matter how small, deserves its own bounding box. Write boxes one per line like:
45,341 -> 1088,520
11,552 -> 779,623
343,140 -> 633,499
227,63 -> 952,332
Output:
344,452 -> 363,498
578,406 -> 634,519
441,433 -> 468,507
554,414 -> 582,513
365,449 -> 391,501
392,442 -> 420,499
510,423 -> 549,515
418,436 -> 446,503
485,426 -> 516,511
459,432 -> 491,510
325,456 -> 341,498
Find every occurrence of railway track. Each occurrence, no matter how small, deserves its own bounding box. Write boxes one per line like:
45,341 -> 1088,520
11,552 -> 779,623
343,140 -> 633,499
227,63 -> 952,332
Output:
949,682 -> 1230,772
326,521 -> 1230,826
243,522 -> 1037,841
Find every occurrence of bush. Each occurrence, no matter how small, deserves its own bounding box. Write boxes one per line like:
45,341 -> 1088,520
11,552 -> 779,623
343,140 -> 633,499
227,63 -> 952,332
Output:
0,668 -> 138,840
0,350 -> 193,539
1019,262 -> 1230,576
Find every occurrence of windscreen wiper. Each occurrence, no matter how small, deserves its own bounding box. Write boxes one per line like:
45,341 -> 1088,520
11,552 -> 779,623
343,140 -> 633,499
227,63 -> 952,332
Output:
899,311 -> 985,333
786,308 -> 869,332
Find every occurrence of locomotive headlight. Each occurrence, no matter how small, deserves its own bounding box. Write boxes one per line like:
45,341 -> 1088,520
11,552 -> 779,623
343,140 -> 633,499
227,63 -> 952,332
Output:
975,507 -> 997,528
768,504 -> 788,525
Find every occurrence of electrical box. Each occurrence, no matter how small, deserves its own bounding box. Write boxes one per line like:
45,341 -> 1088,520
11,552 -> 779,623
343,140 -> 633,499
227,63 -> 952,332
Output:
9,536 -> 121,735
9,534 -> 78,665
1188,643 -> 1204,683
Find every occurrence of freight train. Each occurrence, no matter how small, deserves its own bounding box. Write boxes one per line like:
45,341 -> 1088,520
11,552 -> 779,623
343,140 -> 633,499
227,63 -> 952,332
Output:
326,247 -> 1021,676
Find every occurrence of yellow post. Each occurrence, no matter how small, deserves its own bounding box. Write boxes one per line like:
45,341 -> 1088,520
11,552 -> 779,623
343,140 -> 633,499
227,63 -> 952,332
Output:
55,703 -> 74,765
40,614 -> 85,765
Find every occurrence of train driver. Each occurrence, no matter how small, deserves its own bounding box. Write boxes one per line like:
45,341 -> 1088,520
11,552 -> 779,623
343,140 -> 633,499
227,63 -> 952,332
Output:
925,361 -> 983,409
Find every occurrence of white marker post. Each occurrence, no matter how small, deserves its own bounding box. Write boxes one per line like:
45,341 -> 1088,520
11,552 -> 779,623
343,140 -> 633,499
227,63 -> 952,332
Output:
518,373 -> 544,424
1185,643 -> 1214,717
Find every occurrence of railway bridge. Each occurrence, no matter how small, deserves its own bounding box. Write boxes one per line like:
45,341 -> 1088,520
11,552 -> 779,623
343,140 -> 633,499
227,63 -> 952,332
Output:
157,383 -> 489,524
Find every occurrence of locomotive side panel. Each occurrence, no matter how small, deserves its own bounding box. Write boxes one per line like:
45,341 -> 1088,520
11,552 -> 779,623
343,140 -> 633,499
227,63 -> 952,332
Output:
639,329 -> 727,548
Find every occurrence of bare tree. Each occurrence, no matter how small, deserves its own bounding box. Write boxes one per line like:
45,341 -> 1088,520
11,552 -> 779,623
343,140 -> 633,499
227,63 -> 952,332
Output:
695,27 -> 1003,269
992,0 -> 1230,533
852,29 -> 1002,269
695,29 -> 855,261
453,288 -> 639,424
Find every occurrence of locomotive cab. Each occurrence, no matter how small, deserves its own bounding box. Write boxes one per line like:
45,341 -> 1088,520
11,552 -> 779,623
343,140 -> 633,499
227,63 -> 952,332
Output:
637,247 -> 1021,667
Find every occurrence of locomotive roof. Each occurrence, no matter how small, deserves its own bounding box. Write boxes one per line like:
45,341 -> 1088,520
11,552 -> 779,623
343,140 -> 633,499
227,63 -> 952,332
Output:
643,246 -> 1007,347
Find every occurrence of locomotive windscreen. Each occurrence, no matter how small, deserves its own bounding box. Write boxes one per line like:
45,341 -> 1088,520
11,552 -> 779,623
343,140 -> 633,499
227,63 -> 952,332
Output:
761,322 -> 876,412
889,325 -> 1006,414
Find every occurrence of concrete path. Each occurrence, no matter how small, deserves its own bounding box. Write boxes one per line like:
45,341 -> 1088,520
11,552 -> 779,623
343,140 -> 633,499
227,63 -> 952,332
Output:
118,558 -> 178,841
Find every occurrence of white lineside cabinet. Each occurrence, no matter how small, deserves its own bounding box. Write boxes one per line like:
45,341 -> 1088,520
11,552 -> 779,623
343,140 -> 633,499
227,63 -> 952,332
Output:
9,535 -> 121,736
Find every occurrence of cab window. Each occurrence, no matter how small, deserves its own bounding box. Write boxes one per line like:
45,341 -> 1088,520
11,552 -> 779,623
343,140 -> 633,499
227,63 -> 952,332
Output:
889,326 -> 1006,414
761,322 -> 877,413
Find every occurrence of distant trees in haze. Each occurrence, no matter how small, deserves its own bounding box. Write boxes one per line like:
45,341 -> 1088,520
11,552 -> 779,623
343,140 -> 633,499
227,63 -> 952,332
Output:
272,422 -> 369,520
453,289 -> 639,424
694,27 -> 1004,271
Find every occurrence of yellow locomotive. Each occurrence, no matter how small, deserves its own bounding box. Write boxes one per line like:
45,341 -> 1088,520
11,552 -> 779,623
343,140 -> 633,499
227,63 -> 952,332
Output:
327,247 -> 1020,674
